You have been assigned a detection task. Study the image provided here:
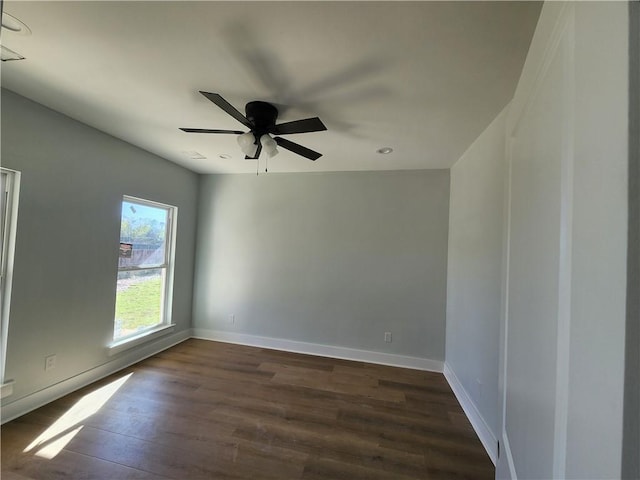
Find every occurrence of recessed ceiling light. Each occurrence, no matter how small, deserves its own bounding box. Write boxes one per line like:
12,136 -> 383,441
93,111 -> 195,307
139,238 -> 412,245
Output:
377,147 -> 393,154
219,154 -> 232,160
1,12 -> 32,35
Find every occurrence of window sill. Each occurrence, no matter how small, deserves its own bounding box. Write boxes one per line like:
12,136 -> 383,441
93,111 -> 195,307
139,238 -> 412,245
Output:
1,380 -> 15,399
108,324 -> 175,356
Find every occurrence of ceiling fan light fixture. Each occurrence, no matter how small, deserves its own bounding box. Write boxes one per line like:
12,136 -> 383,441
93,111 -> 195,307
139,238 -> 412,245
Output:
1,12 -> 32,35
260,134 -> 279,158
237,132 -> 258,157
1,45 -> 25,62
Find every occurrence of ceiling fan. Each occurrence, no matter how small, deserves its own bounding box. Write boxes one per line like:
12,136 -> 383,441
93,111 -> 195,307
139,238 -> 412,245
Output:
180,91 -> 327,161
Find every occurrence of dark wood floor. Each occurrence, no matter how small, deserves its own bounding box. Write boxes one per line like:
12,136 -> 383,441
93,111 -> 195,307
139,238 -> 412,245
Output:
1,339 -> 494,479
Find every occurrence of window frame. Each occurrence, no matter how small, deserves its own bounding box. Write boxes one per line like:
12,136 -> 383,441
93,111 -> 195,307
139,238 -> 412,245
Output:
109,195 -> 177,352
1,168 -> 21,397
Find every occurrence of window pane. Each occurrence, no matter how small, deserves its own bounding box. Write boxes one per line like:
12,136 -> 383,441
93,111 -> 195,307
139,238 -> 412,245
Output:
119,200 -> 168,268
114,268 -> 165,340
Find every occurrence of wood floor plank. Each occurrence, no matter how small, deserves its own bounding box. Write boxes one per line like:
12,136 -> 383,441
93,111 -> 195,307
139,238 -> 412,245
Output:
424,446 -> 495,480
1,339 -> 494,479
3,449 -> 171,480
1,420 -> 169,480
270,371 -> 407,403
0,471 -> 35,480
301,456 -> 421,480
233,421 -> 426,478
195,386 -> 339,427
337,406 -> 479,441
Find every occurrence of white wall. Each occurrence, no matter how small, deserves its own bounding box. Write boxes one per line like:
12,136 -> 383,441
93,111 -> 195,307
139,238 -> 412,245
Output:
500,2 -> 629,478
193,170 -> 450,364
564,4 -> 628,477
445,106 -> 508,462
446,2 -> 630,478
0,89 -> 199,420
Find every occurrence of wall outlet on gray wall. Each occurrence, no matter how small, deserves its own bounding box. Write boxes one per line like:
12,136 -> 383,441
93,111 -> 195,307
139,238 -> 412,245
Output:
384,332 -> 392,343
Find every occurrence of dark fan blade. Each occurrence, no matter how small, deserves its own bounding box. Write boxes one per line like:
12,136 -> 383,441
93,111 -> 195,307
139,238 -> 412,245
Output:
245,142 -> 262,160
180,128 -> 245,134
199,91 -> 252,129
272,117 -> 327,135
274,137 -> 322,161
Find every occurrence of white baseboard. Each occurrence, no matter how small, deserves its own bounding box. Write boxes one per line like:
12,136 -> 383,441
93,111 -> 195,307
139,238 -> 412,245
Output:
192,329 -> 444,373
0,329 -> 191,424
443,363 -> 498,465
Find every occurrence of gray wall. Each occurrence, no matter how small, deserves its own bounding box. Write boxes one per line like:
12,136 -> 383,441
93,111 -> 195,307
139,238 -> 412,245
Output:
193,170 -> 450,361
1,89 -> 199,409
446,107 -> 507,442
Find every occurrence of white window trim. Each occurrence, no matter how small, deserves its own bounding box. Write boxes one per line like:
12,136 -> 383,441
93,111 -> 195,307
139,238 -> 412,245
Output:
108,323 -> 176,356
1,168 -> 21,397
109,195 -> 177,352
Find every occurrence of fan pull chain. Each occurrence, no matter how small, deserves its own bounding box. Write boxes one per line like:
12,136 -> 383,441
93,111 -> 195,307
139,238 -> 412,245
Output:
265,155 -> 269,173
256,157 -> 259,176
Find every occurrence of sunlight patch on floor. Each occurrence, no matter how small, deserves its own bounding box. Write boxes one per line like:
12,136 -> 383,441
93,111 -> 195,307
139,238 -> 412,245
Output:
23,373 -> 132,459
33,425 -> 84,460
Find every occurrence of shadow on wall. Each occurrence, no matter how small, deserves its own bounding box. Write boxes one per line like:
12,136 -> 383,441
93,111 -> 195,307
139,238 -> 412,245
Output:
622,2 -> 640,479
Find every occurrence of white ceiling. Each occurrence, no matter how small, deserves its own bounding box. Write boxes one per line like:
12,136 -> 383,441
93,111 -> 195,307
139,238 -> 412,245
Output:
1,1 -> 541,174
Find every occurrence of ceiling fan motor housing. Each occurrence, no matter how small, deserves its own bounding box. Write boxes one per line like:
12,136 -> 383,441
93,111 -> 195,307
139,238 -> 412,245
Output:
245,101 -> 278,137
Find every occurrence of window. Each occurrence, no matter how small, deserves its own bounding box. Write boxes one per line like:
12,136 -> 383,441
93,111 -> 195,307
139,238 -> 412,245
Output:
113,196 -> 176,345
1,168 -> 21,397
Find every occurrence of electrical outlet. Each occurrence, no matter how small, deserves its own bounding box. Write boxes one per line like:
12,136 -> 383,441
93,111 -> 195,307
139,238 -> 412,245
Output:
228,314 -> 235,324
384,332 -> 392,343
44,354 -> 56,371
